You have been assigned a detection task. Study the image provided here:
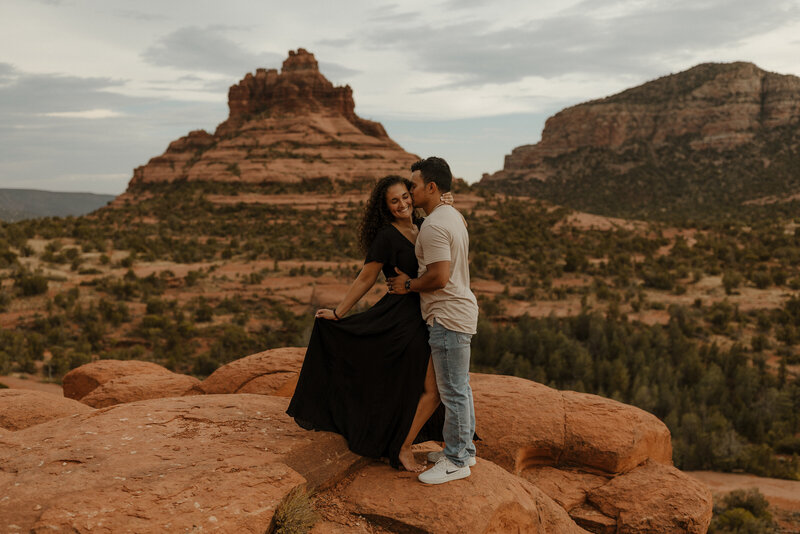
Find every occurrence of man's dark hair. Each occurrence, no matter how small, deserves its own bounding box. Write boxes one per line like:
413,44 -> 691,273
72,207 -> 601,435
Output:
411,157 -> 452,193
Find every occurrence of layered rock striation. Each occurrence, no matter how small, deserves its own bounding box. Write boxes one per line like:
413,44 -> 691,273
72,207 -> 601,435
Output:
482,62 -> 800,218
0,349 -> 713,533
128,49 -> 418,189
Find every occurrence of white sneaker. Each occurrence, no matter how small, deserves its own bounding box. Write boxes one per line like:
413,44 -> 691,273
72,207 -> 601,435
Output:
427,450 -> 476,466
418,456 -> 471,485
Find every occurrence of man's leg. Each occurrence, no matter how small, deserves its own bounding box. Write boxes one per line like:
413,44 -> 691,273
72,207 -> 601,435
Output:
428,320 -> 474,467
466,375 -> 477,459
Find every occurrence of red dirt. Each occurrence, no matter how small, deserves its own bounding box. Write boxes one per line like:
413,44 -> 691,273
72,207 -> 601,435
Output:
687,471 -> 800,531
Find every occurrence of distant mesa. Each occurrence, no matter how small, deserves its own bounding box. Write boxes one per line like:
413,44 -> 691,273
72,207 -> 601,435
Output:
127,48 -> 417,191
481,62 -> 800,219
0,189 -> 116,222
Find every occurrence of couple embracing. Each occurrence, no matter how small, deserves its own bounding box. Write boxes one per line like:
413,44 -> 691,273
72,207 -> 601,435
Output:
287,156 -> 479,484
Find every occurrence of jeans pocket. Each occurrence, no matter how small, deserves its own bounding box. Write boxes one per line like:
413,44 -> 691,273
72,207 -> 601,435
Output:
455,332 -> 472,346
428,323 -> 446,350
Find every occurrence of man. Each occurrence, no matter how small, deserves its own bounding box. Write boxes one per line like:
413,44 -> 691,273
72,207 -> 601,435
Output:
388,156 -> 479,485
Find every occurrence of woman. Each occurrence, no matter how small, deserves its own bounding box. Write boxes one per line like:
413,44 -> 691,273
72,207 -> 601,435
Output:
286,175 -> 445,472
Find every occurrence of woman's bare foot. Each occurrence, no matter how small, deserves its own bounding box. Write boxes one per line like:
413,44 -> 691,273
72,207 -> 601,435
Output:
398,447 -> 425,472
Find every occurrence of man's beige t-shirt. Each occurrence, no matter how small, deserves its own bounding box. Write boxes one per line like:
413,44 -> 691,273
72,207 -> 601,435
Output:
415,204 -> 479,334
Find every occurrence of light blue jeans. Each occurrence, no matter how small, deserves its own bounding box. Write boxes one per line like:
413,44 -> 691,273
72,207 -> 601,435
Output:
428,319 -> 476,467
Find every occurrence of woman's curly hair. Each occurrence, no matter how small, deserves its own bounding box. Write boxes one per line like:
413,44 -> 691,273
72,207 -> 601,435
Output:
358,175 -> 419,255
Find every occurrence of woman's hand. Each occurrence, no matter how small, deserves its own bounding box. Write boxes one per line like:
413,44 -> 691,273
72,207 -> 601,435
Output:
315,308 -> 339,321
441,192 -> 454,205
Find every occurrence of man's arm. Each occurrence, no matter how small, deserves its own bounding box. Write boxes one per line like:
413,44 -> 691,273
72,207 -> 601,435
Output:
388,261 -> 449,294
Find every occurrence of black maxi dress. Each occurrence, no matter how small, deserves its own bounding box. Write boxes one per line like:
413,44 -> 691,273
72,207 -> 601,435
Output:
286,224 -> 444,468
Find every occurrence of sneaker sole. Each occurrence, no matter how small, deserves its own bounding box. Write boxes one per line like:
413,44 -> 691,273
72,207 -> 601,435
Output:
418,467 -> 471,485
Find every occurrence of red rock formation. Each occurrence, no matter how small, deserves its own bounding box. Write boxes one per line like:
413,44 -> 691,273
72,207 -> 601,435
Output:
62,359 -> 173,400
470,373 -> 710,532
0,394 -> 584,533
79,372 -> 201,408
0,389 -> 93,430
485,62 -> 800,184
0,349 -> 712,532
335,459 -> 589,533
127,49 -> 417,189
193,346 -> 303,396
0,395 -> 349,532
588,460 -> 713,533
469,373 -> 672,474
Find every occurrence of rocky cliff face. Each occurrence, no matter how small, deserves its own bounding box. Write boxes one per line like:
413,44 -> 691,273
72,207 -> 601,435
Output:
0,348 -> 713,533
128,49 -> 417,189
482,62 -> 800,219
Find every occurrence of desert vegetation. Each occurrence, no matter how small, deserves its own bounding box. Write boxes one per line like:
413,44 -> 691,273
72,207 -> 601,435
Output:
709,489 -> 779,533
1,182 -> 798,482
490,125 -> 800,223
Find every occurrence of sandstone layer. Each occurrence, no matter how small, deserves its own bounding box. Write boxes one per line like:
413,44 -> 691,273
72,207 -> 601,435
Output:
481,62 -> 800,217
489,62 -> 800,180
126,49 -> 418,190
0,348 -> 712,533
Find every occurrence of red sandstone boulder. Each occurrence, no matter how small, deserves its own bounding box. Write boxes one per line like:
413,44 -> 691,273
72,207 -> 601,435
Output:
470,373 -> 565,471
470,373 -> 704,532
62,359 -> 172,400
521,466 -> 610,512
0,350 -> 713,533
561,391 -> 672,473
470,373 -> 672,475
0,394 -> 366,533
195,347 -> 304,396
515,461 -> 714,533
79,372 -> 201,408
331,459 -> 589,533
0,389 -> 93,431
588,460 -> 713,533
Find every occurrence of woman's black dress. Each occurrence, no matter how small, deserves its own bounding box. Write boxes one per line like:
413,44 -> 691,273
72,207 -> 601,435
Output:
286,224 -> 444,467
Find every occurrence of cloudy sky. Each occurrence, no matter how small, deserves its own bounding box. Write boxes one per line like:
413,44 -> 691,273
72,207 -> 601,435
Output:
2,0 -> 799,194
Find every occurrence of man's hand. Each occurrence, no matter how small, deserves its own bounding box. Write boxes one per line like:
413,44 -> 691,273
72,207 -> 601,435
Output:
387,267 -> 411,294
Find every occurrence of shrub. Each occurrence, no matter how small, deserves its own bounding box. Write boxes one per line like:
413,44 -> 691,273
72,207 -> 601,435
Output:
271,486 -> 318,534
642,267 -> 675,290
722,271 -> 743,295
750,271 -> 772,290
775,436 -> 800,455
14,269 -> 48,296
185,270 -> 202,287
193,299 -> 214,322
750,334 -> 769,353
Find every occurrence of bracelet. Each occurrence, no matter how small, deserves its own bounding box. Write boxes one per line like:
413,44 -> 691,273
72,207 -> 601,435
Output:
405,279 -> 412,292
333,309 -> 340,320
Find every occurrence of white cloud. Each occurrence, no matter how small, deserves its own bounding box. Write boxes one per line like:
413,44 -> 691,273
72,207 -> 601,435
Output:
41,109 -> 125,119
